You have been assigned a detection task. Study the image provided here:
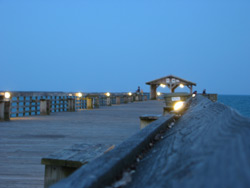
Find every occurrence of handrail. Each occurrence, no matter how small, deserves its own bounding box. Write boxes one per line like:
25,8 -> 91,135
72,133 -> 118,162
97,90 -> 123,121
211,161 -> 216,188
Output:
0,92 -> 150,118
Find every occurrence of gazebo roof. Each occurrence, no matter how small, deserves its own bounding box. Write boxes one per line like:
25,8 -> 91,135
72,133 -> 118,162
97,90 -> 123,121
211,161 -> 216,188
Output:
146,75 -> 196,86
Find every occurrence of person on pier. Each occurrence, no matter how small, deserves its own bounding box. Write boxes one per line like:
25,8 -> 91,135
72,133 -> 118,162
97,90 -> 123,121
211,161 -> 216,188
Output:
136,86 -> 141,93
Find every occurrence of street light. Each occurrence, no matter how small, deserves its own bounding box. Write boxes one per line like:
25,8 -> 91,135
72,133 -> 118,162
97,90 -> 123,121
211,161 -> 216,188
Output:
77,92 -> 82,97
106,92 -> 111,97
173,101 -> 184,111
4,92 -> 11,99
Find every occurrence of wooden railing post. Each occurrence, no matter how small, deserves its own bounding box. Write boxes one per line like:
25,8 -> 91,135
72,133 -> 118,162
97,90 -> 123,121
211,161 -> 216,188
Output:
123,96 -> 128,104
94,97 -> 99,108
67,98 -> 75,112
116,96 -> 120,105
35,96 -> 38,115
0,96 -> 10,121
87,98 -> 93,109
107,97 -> 112,106
40,99 -> 50,115
16,96 -> 19,117
135,95 -> 139,101
129,96 -> 133,103
29,96 -> 32,116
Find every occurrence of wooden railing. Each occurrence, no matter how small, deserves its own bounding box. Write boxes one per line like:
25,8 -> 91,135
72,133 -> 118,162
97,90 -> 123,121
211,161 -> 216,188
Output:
0,91 -> 150,119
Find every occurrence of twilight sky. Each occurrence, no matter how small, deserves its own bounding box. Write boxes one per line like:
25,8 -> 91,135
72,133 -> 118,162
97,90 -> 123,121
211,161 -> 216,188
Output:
0,0 -> 249,95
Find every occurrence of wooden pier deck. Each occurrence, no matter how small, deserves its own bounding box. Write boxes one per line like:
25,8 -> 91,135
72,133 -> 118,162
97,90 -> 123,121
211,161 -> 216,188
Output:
0,100 -> 165,188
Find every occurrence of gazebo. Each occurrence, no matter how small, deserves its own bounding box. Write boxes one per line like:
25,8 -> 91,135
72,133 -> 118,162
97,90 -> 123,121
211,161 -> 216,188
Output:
146,75 -> 196,100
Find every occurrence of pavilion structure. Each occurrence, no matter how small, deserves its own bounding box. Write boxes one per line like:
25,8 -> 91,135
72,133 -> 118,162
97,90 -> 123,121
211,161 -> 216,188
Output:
146,75 -> 197,100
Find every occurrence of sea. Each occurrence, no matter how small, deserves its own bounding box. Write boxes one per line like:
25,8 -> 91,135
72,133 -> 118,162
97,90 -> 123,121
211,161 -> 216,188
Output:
218,95 -> 250,118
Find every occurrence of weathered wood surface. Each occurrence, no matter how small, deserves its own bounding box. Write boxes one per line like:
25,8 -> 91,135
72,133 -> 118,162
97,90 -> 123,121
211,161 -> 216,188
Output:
51,114 -> 175,188
139,114 -> 162,129
42,143 -> 113,168
0,100 -> 165,188
126,96 -> 250,188
42,144 -> 113,188
139,114 -> 161,120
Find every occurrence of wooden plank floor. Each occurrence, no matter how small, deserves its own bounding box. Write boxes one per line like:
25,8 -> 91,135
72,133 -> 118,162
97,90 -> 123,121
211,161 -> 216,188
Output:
0,100 -> 164,188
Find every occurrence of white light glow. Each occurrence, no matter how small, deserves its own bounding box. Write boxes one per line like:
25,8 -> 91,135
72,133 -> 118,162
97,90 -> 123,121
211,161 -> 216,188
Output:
4,92 -> 11,99
128,92 -> 132,96
77,92 -> 82,97
179,84 -> 184,88
174,101 -> 184,111
106,92 -> 111,97
160,84 -> 166,88
157,92 -> 161,96
69,94 -> 73,96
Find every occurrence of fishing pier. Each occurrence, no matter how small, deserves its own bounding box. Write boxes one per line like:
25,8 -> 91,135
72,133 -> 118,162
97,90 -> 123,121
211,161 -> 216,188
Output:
0,75 -> 250,188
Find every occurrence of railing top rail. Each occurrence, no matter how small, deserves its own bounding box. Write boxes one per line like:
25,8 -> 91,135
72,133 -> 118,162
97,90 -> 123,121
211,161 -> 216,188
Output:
0,91 -> 150,98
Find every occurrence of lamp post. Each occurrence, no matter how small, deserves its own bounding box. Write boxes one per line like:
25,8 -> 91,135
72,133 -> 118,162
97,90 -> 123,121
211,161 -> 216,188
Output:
0,92 -> 11,120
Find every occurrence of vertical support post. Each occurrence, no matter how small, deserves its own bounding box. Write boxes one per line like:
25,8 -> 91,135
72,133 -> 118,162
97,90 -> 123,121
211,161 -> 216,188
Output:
29,96 -> 32,116
139,94 -> 143,101
87,98 -> 93,109
0,100 -> 4,120
67,98 -> 75,112
64,96 -> 67,111
170,87 -> 174,93
150,85 -> 157,100
23,96 -> 26,116
35,96 -> 38,115
106,97 -> 111,106
16,96 -> 19,117
94,97 -> 99,108
0,97 -> 10,121
40,99 -> 50,115
190,85 -> 193,94
135,94 -> 139,101
58,96 -> 62,112
116,96 -> 120,105
123,96 -> 128,104
129,96 -> 133,103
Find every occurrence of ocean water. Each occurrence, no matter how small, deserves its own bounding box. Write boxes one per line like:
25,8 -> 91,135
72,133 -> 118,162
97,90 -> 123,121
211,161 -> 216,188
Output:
218,95 -> 250,118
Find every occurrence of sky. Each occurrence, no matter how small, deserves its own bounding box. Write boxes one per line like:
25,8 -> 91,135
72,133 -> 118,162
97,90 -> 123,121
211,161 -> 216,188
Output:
0,0 -> 250,95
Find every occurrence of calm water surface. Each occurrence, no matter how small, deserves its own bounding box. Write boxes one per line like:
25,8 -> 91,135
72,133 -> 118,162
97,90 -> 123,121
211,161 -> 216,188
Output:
218,95 -> 250,118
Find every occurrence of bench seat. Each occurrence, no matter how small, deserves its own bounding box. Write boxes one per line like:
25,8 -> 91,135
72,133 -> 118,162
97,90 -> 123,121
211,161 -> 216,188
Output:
41,143 -> 114,188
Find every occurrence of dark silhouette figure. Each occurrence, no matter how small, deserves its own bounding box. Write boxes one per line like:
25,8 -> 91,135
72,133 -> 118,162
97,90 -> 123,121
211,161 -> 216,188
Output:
203,89 -> 206,95
136,86 -> 141,93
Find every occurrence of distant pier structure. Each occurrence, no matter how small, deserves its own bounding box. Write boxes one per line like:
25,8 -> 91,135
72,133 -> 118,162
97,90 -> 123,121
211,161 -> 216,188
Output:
146,75 -> 196,100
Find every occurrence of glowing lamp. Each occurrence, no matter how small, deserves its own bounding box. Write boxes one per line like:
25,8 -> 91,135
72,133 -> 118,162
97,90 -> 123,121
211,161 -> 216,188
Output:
179,84 -> 184,88
106,92 -> 111,97
4,92 -> 11,99
160,84 -> 166,88
77,92 -> 83,97
157,92 -> 161,96
128,92 -> 132,96
192,94 -> 196,98
173,101 -> 184,111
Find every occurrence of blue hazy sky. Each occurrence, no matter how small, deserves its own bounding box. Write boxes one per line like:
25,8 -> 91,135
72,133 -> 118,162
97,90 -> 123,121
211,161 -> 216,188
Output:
0,0 -> 249,94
